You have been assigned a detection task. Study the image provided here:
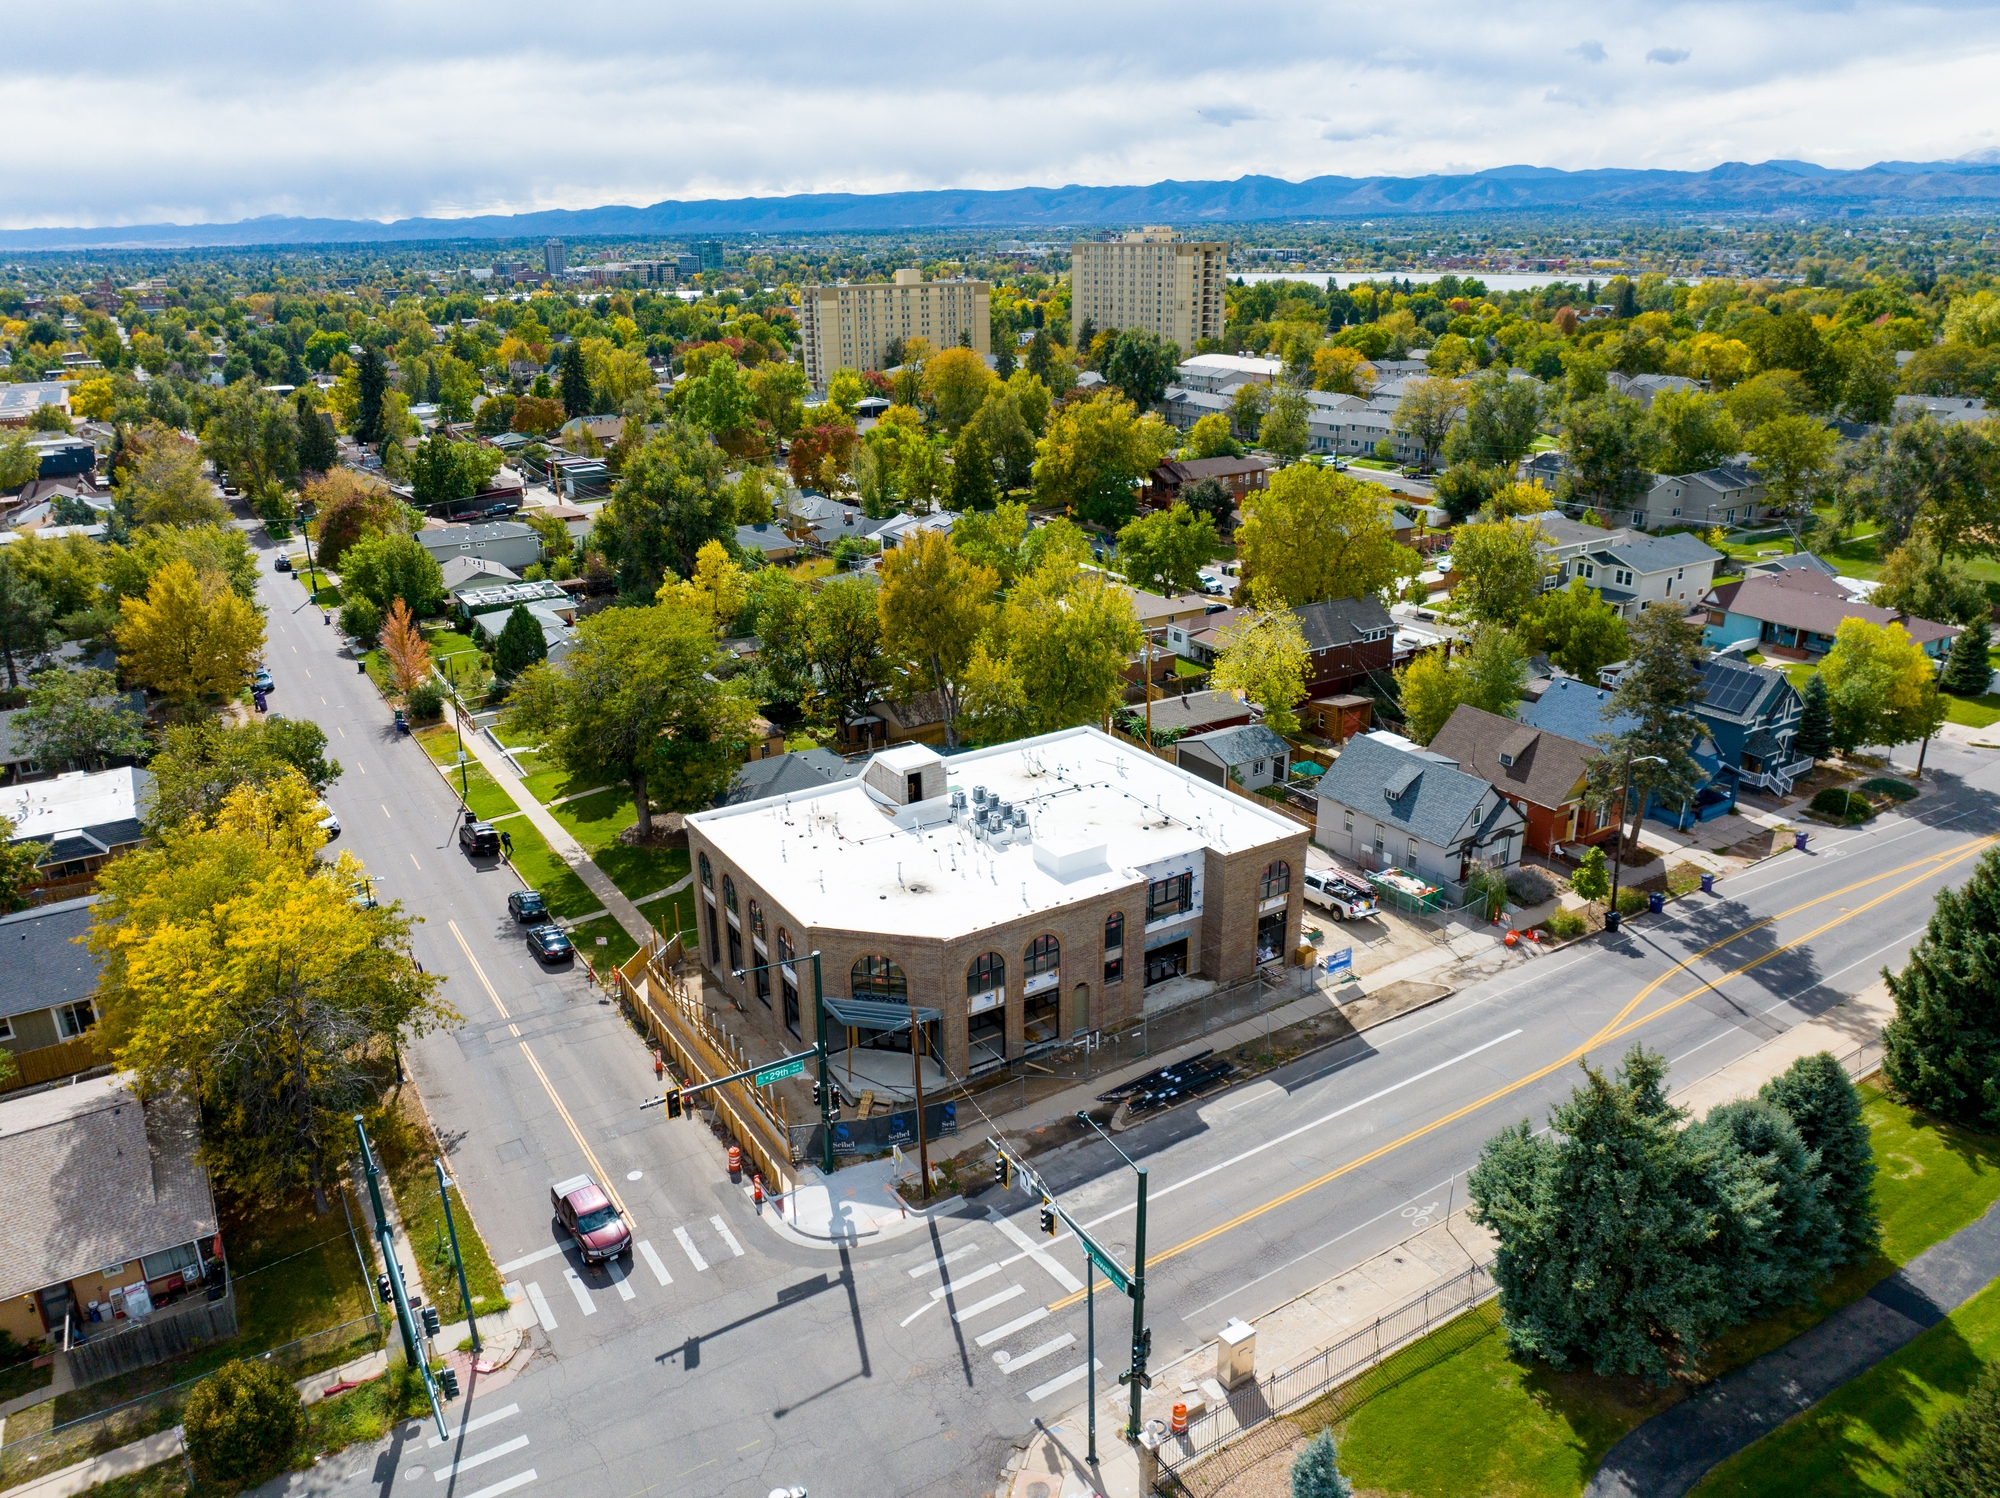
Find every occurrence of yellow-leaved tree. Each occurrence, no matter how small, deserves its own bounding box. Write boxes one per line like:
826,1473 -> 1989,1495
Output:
1210,612 -> 1311,737
115,558 -> 266,703
1236,465 -> 1419,610
656,540 -> 748,634
958,559 -> 1140,744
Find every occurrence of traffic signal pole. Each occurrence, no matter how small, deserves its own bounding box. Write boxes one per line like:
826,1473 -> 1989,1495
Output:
435,1157 -> 480,1354
355,1117 -> 450,1440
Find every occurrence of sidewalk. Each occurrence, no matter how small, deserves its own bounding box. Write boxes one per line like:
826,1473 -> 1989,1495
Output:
1006,978 -> 1906,1498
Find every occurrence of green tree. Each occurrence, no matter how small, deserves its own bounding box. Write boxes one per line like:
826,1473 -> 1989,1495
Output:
1237,465 -> 1417,609
493,604 -> 547,680
0,432 -> 42,490
1184,413 -> 1239,460
1259,383 -> 1311,460
950,426 -> 995,510
294,393 -> 338,475
1446,519 -> 1550,627
961,562 -> 1141,743
183,1359 -> 308,1488
1105,328 -> 1179,405
1209,611 -> 1310,735
144,716 -> 341,832
1840,415 -> 1996,553
1942,617 -> 1994,699
1289,1430 -> 1354,1498
1116,505 -> 1217,597
1432,460 -> 1508,525
1395,628 -> 1527,744
1820,617 -> 1948,754
1643,389 -> 1743,476
339,533 -> 446,619
807,577 -> 888,727
1522,576 -> 1630,681
971,386 -> 1038,491
1179,476 -> 1238,536
408,437 -> 502,508
1024,328 -> 1053,385
1585,603 -> 1710,840
1898,1357 -> 2000,1498
1392,376 -> 1469,469
1455,368 -> 1545,469
595,421 -> 735,598
0,814 -> 39,913
1571,845 -> 1611,906
1032,392 -> 1174,529
0,558 -> 55,690
1873,537 -> 1991,628
1231,382 -> 1269,441
1883,846 -> 2000,1132
1759,1051 -> 1878,1261
354,346 -> 388,444
1559,392 -> 1652,519
119,427 -> 225,527
17,667 -> 148,771
560,341 -> 592,417
1690,1098 -> 1840,1321
876,531 -> 997,750
503,600 -> 755,833
1794,671 -> 1834,761
1748,413 -> 1840,551
745,567 -> 815,711
681,356 -> 756,442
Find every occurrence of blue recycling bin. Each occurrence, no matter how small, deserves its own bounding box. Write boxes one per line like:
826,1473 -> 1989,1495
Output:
1648,891 -> 1664,914
1700,872 -> 1714,894
1794,830 -> 1809,852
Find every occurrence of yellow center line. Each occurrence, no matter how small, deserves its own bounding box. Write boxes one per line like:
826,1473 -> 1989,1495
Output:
448,919 -> 635,1223
1046,835 -> 1991,1312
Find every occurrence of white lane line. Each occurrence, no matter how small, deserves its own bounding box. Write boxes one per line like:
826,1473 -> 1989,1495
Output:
1670,1027 -> 1742,1067
430,1403 -> 519,1447
497,1246 -> 563,1275
952,1285 -> 1026,1323
637,1240 -> 673,1286
434,1435 -> 530,1481
523,1281 -> 557,1332
987,1210 -> 1084,1294
461,1470 -> 538,1498
674,1226 -> 709,1272
909,1244 -> 981,1278
561,1268 -> 596,1316
929,1263 -> 1001,1300
708,1214 -> 745,1257
1028,1361 -> 1102,1403
606,1255 -> 636,1301
997,1334 -> 1076,1373
976,1308 -> 1049,1347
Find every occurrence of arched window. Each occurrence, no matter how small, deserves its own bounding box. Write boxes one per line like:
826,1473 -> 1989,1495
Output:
749,899 -> 766,941
1024,934 -> 1060,980
722,875 -> 738,915
777,928 -> 794,965
967,952 -> 1005,998
698,852 -> 712,889
851,956 -> 907,1002
1260,860 -> 1290,900
1104,912 -> 1124,951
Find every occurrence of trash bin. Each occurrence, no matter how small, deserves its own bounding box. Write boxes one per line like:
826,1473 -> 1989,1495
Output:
1217,1317 -> 1257,1390
1605,910 -> 1622,933
1794,830 -> 1809,852
1700,872 -> 1714,894
1648,892 -> 1664,914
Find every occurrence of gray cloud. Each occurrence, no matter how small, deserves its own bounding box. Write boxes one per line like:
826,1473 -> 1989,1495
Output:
1569,40 -> 1610,63
1647,46 -> 1691,63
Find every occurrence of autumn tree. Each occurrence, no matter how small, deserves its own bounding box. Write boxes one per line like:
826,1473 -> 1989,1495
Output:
1210,612 -> 1311,735
961,561 -> 1141,743
1032,392 -> 1176,529
1820,617 -> 1948,755
656,539 -> 749,634
1392,376 -> 1469,469
924,346 -> 997,433
307,470 -> 412,570
1236,465 -> 1418,609
1521,577 -> 1630,681
144,717 -> 342,832
118,426 -> 225,527
379,598 -> 432,694
876,531 -> 998,750
599,421 -> 737,596
1116,505 -> 1217,598
1446,519 -> 1552,627
1396,628 -> 1528,744
116,559 -> 266,704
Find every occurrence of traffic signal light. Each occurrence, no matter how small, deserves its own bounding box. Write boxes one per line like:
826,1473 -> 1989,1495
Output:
665,1086 -> 683,1120
1131,1328 -> 1152,1366
438,1367 -> 461,1401
994,1155 -> 1013,1191
420,1305 -> 441,1338
1039,1199 -> 1056,1235
811,1078 -> 822,1108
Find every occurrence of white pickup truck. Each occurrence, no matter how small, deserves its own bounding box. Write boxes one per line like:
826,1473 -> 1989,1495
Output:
1303,868 -> 1379,920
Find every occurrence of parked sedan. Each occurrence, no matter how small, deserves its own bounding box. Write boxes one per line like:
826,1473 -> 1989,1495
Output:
274,556 -> 292,573
508,889 -> 549,923
527,923 -> 574,963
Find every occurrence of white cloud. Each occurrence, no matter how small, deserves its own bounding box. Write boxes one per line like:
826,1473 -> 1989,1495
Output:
1647,46 -> 1692,64
3,1 -> 1999,228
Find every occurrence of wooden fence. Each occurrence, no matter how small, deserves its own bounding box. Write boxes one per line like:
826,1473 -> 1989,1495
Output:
614,933 -> 799,1196
65,1284 -> 239,1386
1,1035 -> 109,1095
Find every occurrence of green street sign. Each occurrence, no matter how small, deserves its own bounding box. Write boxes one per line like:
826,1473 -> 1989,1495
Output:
1076,1230 -> 1131,1296
753,1058 -> 806,1087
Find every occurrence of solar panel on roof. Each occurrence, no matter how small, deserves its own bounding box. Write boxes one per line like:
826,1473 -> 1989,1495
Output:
1701,664 -> 1761,715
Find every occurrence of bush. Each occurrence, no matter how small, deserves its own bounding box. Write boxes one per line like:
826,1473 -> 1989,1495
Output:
1811,787 -> 1873,823
1616,886 -> 1649,915
1858,776 -> 1918,803
1899,1356 -> 2000,1498
1545,906 -> 1586,939
405,680 -> 445,721
340,596 -> 383,647
1504,866 -> 1555,906
182,1359 -> 305,1487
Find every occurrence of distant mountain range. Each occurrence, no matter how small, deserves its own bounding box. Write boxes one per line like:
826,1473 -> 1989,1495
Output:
10,159 -> 2000,251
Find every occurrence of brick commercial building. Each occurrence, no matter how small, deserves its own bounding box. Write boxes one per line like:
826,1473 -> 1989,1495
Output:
683,728 -> 1307,1083
797,269 -> 991,390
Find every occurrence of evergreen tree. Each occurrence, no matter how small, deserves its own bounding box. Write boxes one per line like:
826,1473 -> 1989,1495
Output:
355,347 -> 388,445
1586,603 -> 1709,847
1076,316 -> 1096,363
1760,1051 -> 1879,1261
560,343 -> 591,418
1691,1098 -> 1840,1321
1884,847 -> 2000,1131
1899,1357 -> 2000,1498
493,604 -> 547,680
995,341 -> 1017,381
1025,328 -> 1053,384
1289,1430 -> 1354,1498
1943,617 -> 1994,699
1794,671 -> 1834,761
294,392 -> 337,475
950,427 -> 995,511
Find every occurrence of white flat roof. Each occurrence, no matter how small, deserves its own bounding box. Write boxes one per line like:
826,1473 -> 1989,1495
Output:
1178,354 -> 1284,375
687,727 -> 1301,941
0,767 -> 142,841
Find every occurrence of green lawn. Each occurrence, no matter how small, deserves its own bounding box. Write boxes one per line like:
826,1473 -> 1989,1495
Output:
519,756 -> 603,806
547,788 -> 691,905
499,820 -> 600,920
1171,657 -> 1207,678
1692,1277 -> 2000,1497
1942,692 -> 2000,729
567,913 -> 640,970
375,1093 -> 507,1326
636,887 -> 698,946
1293,1087 -> 2000,1498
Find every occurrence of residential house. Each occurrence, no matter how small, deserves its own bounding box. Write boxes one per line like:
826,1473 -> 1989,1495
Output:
1174,724 -> 1294,793
0,383 -> 70,429
1520,678 -> 1736,825
838,690 -> 950,754
1172,354 -> 1283,394
469,603 -> 575,662
1,767 -> 150,899
1893,394 -> 1988,426
1125,690 -> 1251,741
437,555 -> 520,593
1428,704 -> 1617,856
1636,465 -> 1768,531
1158,386 -> 1236,432
1149,456 -> 1271,505
1606,372 -> 1704,408
1181,598 -> 1395,697
715,748 -> 865,809
1740,551 -> 1840,582
0,895 -> 104,1069
1115,582 -> 1221,638
0,689 -> 145,785
1557,530 -> 1722,617
735,522 -> 802,562
1688,654 -> 1812,798
1313,732 -> 1527,894
416,520 -> 543,574
0,1076 -> 226,1355
451,580 -> 576,627
1700,569 -> 1961,662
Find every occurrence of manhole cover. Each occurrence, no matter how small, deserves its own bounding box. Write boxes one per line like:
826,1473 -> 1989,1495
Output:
403,1467 -> 426,1480
1026,1484 -> 1051,1498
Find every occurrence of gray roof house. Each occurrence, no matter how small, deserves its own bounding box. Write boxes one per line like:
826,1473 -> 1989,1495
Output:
716,748 -> 866,808
1314,732 -> 1526,893
1174,724 -> 1294,793
1556,530 -> 1722,617
0,895 -> 103,1056
416,520 -> 543,574
1637,465 -> 1768,531
437,555 -> 520,592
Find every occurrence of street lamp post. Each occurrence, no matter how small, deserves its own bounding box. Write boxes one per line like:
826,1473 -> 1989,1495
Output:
1605,752 -> 1666,932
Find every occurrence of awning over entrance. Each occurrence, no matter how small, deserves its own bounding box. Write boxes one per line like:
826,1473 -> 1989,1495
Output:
820,996 -> 943,1030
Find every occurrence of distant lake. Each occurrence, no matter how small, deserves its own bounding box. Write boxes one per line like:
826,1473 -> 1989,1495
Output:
1230,270 -> 1640,292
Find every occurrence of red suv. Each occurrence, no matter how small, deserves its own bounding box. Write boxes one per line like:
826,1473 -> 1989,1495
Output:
550,1175 -> 631,1263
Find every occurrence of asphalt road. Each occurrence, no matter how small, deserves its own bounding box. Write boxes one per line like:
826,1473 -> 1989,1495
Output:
246,522 -> 2000,1498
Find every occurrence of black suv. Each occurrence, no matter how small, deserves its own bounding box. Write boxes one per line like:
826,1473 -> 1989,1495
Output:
508,889 -> 548,923
527,924 -> 574,963
458,811 -> 500,857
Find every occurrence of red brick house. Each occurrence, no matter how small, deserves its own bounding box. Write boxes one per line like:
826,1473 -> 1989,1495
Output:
1179,597 -> 1396,698
1427,703 -> 1619,857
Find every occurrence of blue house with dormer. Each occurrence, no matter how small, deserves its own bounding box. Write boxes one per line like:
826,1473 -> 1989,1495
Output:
1520,678 -> 1736,828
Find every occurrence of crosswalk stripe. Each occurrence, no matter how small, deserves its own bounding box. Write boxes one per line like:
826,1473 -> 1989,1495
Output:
708,1215 -> 745,1257
434,1435 -> 530,1481
606,1256 -> 636,1301
561,1268 -> 596,1316
497,1246 -> 563,1275
523,1282 -> 557,1331
929,1263 -> 1000,1300
430,1403 -> 519,1447
975,1308 -> 1049,1348
674,1226 -> 708,1272
908,1244 -> 981,1278
987,1208 -> 1084,1294
460,1470 -> 538,1498
951,1285 -> 1025,1323
997,1334 -> 1076,1373
637,1240 -> 673,1286
1027,1360 -> 1102,1403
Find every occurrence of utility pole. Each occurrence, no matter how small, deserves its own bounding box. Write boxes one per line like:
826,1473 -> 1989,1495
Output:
355,1117 -> 418,1367
910,1012 -> 930,1201
1605,751 -> 1665,933
435,1157 -> 480,1354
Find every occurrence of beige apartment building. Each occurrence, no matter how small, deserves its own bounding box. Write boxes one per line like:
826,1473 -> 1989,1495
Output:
1069,227 -> 1228,356
797,269 -> 991,389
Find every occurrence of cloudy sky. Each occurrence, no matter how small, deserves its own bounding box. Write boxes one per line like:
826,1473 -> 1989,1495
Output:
10,0 -> 2000,229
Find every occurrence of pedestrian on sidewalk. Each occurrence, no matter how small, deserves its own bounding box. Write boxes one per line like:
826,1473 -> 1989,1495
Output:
501,829 -> 514,857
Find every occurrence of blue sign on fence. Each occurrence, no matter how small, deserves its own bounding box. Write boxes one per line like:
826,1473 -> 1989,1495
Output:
830,1122 -> 855,1156
940,1103 -> 957,1136
887,1112 -> 914,1145
1324,947 -> 1353,977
